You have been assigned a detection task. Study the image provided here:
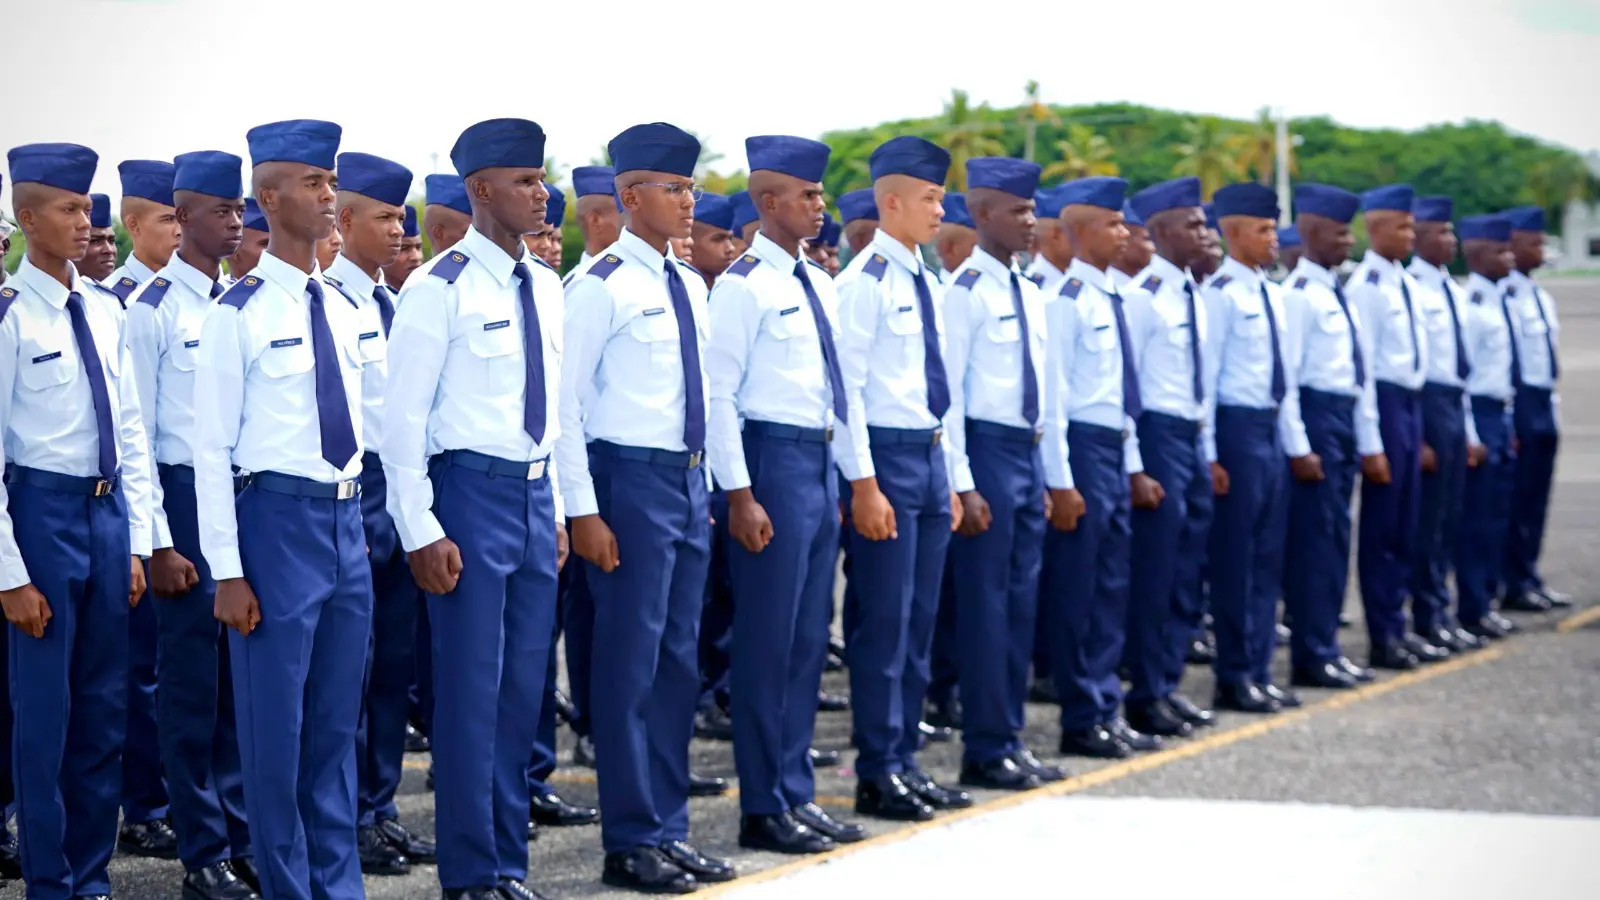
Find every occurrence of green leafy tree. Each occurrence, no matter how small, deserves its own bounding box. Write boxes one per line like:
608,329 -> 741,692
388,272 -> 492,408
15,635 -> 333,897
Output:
1017,80 -> 1059,164
934,89 -> 1006,192
1040,123 -> 1119,183
1172,116 -> 1243,199
1228,106 -> 1293,186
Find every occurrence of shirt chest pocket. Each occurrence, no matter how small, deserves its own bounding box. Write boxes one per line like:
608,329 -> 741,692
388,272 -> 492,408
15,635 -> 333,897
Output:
1316,309 -> 1349,336
1233,309 -> 1268,340
257,336 -> 315,380
464,315 -> 522,390
1081,320 -> 1118,375
883,304 -> 924,341
626,308 -> 681,370
170,328 -> 203,373
357,328 -> 388,365
1521,313 -> 1549,337
17,341 -> 75,393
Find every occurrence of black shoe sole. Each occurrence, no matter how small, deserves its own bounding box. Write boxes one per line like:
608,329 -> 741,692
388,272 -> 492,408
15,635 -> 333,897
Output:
958,774 -> 1043,791
118,843 -> 180,861
854,801 -> 934,822
600,872 -> 698,895
359,860 -> 410,877
737,834 -> 835,855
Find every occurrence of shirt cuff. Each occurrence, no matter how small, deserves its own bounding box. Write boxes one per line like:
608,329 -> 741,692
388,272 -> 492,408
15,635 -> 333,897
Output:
209,550 -> 244,582
951,461 -> 976,494
0,562 -> 30,593
567,486 -> 599,519
130,526 -> 153,560
1283,430 -> 1311,460
399,512 -> 447,555
836,451 -> 876,484
1356,424 -> 1384,458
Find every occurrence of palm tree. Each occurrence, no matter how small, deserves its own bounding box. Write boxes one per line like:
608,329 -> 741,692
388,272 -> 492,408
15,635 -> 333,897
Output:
1040,124 -> 1119,182
1017,80 -> 1059,164
1226,106 -> 1296,187
1525,153 -> 1595,209
1173,117 -> 1244,200
935,89 -> 1006,192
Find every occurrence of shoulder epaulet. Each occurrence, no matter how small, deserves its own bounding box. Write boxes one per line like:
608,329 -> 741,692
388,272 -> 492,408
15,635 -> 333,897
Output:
1292,276 -> 1308,290
321,275 -> 360,308
1470,290 -> 1483,305
137,276 -> 174,309
676,258 -> 699,275
1210,274 -> 1233,289
110,276 -> 140,304
429,250 -> 471,285
726,254 -> 761,278
532,256 -> 557,273
953,267 -> 982,290
219,273 -> 266,309
861,253 -> 889,281
805,258 -> 826,273
1504,284 -> 1517,297
1027,272 -> 1045,287
561,271 -> 576,288
1139,274 -> 1163,293
1059,277 -> 1083,300
0,286 -> 18,323
88,280 -> 123,305
1365,268 -> 1381,285
586,253 -> 624,282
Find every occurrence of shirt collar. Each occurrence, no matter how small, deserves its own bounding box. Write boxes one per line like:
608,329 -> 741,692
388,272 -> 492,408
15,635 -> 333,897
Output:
1291,257 -> 1336,288
1220,255 -> 1265,286
327,252 -> 379,299
965,246 -> 1016,284
1065,257 -> 1111,294
1145,253 -> 1191,288
1407,257 -> 1451,284
868,228 -> 925,276
125,254 -> 158,284
1468,271 -> 1503,295
165,251 -> 220,300
750,231 -> 800,270
14,255 -> 76,309
459,226 -> 532,288
1361,249 -> 1406,278
1028,255 -> 1064,280
616,227 -> 669,271
254,251 -> 321,303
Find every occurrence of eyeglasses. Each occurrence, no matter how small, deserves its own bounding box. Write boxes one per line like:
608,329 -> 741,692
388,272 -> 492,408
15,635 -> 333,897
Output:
629,181 -> 705,201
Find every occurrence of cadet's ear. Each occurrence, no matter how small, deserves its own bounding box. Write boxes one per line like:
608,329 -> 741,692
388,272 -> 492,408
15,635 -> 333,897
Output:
175,205 -> 191,227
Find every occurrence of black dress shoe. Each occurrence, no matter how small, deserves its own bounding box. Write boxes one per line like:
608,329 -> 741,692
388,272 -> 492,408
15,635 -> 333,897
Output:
1402,632 -> 1450,663
0,833 -> 21,881
1127,700 -> 1195,738
1259,683 -> 1302,708
1165,693 -> 1215,727
358,825 -> 410,875
602,847 -> 697,895
694,706 -> 734,742
1420,626 -> 1466,655
1012,747 -> 1068,782
1501,591 -> 1552,612
925,698 -> 962,730
573,734 -> 597,768
1445,626 -> 1486,652
1370,640 -> 1420,671
405,722 -> 431,754
902,770 -> 973,809
182,862 -> 257,900
1027,677 -> 1059,703
1058,725 -> 1132,758
526,819 -> 540,842
738,813 -> 834,854
1534,587 -> 1573,608
226,859 -> 260,895
530,790 -> 600,827
552,690 -> 577,726
689,772 -> 728,797
1275,622 -> 1292,646
1108,718 -> 1163,751
660,841 -> 735,883
825,651 -> 845,672
817,691 -> 850,713
1485,610 -> 1520,634
377,818 -> 436,863
119,817 -> 179,859
1186,635 -> 1216,666
1213,681 -> 1281,714
1334,656 -> 1376,683
1291,662 -> 1358,690
855,773 -> 935,821
829,636 -> 847,659
1339,612 -> 1353,628
917,720 -> 954,743
791,803 -> 867,843
808,747 -> 841,768
443,888 -> 503,900
497,879 -> 553,900
1464,615 -> 1512,640
427,764 -> 434,790
959,755 -> 1042,791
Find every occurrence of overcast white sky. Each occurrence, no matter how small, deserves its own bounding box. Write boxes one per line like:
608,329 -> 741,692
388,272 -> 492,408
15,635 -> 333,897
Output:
4,0 -> 1599,206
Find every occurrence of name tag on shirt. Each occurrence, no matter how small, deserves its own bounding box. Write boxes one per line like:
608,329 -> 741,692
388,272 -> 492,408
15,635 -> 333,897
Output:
1094,324 -> 1111,332
359,331 -> 380,341
483,320 -> 511,331
643,307 -> 666,317
998,313 -> 1017,322
31,351 -> 61,364
270,338 -> 303,348
184,339 -> 200,348
897,305 -> 914,313
1243,313 -> 1261,320
779,306 -> 800,316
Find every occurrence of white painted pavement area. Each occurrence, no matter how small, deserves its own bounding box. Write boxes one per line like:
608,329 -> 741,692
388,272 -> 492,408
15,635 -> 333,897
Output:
725,796 -> 1599,899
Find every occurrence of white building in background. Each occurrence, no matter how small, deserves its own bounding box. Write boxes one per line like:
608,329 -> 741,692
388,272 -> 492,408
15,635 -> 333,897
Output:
1554,152 -> 1600,271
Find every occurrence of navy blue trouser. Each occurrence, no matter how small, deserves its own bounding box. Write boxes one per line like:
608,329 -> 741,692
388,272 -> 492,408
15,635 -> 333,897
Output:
587,443 -> 709,853
410,593 -> 434,738
846,428 -> 950,779
230,476 -> 371,900
1506,386 -> 1558,596
728,424 -> 838,814
1359,383 -> 1423,648
950,423 -> 1044,763
1412,384 -> 1468,632
152,467 -> 249,870
7,471 -> 130,900
1283,390 -> 1358,670
1126,413 -> 1211,706
1457,398 -> 1515,625
123,581 -> 168,825
1042,423 -> 1130,731
561,554 -> 594,739
698,491 -> 734,713
1209,405 -> 1287,687
928,561 -> 959,710
837,472 -> 858,661
525,579 -> 564,796
355,457 -> 420,830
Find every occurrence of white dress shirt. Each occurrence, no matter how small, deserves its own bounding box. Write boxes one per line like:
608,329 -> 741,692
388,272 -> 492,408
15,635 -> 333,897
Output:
194,252 -> 365,581
705,233 -> 839,492
1200,256 -> 1293,463
1108,267 -> 1136,291
832,228 -> 953,483
324,254 -> 393,459
557,228 -> 711,518
1024,254 -> 1067,296
941,247 -> 1047,493
1123,254 -> 1207,425
1041,259 -> 1140,489
0,257 -> 153,590
127,252 -> 225,550
1462,273 -> 1519,403
1347,249 -> 1427,391
382,228 -> 565,551
1279,258 -> 1381,457
1502,270 -> 1559,390
1407,257 -> 1479,445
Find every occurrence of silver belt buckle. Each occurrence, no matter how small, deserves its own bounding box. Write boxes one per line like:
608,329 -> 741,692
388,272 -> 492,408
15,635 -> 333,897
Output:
93,478 -> 114,498
824,426 -> 834,443
687,451 -> 703,469
1032,428 -> 1044,445
931,429 -> 944,446
527,459 -> 547,480
336,480 -> 358,500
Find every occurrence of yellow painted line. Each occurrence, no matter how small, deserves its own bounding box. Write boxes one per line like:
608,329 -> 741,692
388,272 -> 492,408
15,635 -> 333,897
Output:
1556,604 -> 1600,633
696,645 -> 1506,898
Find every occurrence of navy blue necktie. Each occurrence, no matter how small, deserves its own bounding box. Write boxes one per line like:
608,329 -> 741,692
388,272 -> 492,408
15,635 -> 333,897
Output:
511,262 -> 547,443
1532,286 -> 1559,380
913,266 -> 950,420
1108,289 -> 1143,419
1399,276 -> 1421,372
374,284 -> 396,338
1259,283 -> 1287,404
1009,272 -> 1040,425
1501,291 -> 1524,390
1437,277 -> 1469,381
65,292 -> 117,479
1332,282 -> 1366,387
794,262 -> 847,424
209,282 -> 224,300
663,261 -> 706,452
1183,281 -> 1204,403
306,279 -> 359,469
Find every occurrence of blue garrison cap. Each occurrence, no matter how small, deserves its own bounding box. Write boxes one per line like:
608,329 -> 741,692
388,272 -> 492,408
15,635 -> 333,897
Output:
730,191 -> 758,234
545,187 -> 565,228
608,123 -> 700,177
174,150 -> 244,199
1130,177 -> 1201,223
943,193 -> 973,229
1057,176 -> 1127,211
1360,183 -> 1414,214
1213,183 -> 1278,220
1505,205 -> 1546,232
337,152 -> 412,207
402,205 -> 419,238
869,136 -> 949,185
1459,214 -> 1512,242
838,188 -> 878,224
451,118 -> 546,179
1035,186 -> 1067,220
1278,225 -> 1301,248
966,157 -> 1041,199
1122,200 -> 1145,228
7,143 -> 97,194
89,194 -> 111,228
1204,203 -> 1218,230
246,119 -> 341,170
242,198 -> 269,233
816,211 -> 840,248
1413,195 -> 1452,223
572,165 -> 616,197
425,174 -> 471,215
746,135 -> 830,183
118,160 -> 176,206
1294,183 -> 1359,224
693,193 -> 734,231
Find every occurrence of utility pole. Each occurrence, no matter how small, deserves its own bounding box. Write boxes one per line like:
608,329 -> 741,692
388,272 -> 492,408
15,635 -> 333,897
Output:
1275,107 -> 1292,227
430,151 -> 440,175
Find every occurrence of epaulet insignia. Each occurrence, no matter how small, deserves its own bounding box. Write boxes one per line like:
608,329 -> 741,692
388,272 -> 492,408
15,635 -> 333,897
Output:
110,276 -> 139,303
1059,277 -> 1083,300
429,250 -> 471,285
219,274 -> 265,309
1211,274 -> 1233,289
1470,291 -> 1483,305
954,268 -> 982,290
726,254 -> 761,277
587,253 -> 624,281
1504,284 -> 1517,297
1292,276 -> 1308,290
137,277 -> 174,308
1140,274 -> 1163,293
1365,268 -> 1381,285
1027,273 -> 1045,287
0,286 -> 17,323
321,275 -> 360,308
861,254 -> 889,280
88,280 -> 123,305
